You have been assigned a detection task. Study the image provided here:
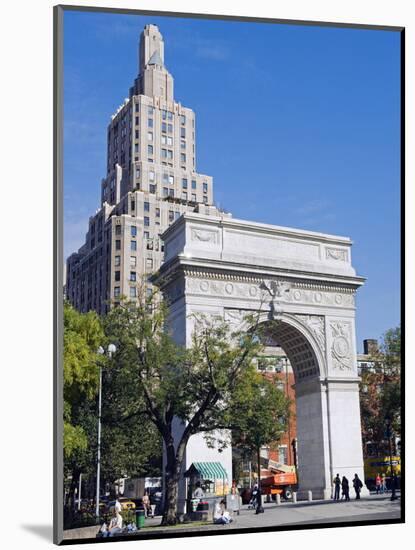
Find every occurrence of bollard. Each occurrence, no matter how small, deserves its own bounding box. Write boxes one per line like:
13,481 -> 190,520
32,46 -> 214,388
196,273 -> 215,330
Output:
308,491 -> 312,502
292,492 -> 297,503
276,494 -> 281,506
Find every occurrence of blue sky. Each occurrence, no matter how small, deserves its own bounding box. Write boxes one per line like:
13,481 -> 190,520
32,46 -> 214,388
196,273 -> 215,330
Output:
63,10 -> 401,351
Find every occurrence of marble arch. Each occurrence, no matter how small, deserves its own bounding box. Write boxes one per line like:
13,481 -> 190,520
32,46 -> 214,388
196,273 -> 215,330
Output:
155,212 -> 368,504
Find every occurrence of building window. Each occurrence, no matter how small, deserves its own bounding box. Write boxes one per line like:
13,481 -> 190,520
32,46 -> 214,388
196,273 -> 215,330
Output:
181,140 -> 186,149
114,287 -> 120,297
115,240 -> 121,250
135,116 -> 139,124
169,175 -> 174,185
148,132 -> 153,141
168,189 -> 174,197
144,231 -> 150,239
167,136 -> 173,146
278,446 -> 288,465
161,135 -> 167,145
115,225 -> 121,235
146,258 -> 153,270
148,145 -> 153,155
163,187 -> 168,197
144,216 -> 150,227
182,192 -> 188,200
169,210 -> 174,222
130,287 -> 137,298
181,153 -> 186,163
180,127 -> 186,138
203,182 -> 208,193
162,122 -> 167,133
174,211 -> 180,220
115,255 -> 121,266
135,103 -> 139,112
155,208 -> 160,218
130,271 -> 136,282
167,124 -> 173,133
131,240 -> 137,251
130,256 -> 136,267
115,271 -> 120,282
203,196 -> 208,204
168,111 -> 173,120
131,226 -> 137,237
181,114 -> 186,125
144,202 -> 150,212
134,143 -> 139,153
148,106 -> 154,115
162,109 -> 167,120
182,178 -> 188,189
148,118 -> 153,128
161,149 -> 167,159
191,180 -> 197,190
149,184 -> 156,194
149,170 -> 155,181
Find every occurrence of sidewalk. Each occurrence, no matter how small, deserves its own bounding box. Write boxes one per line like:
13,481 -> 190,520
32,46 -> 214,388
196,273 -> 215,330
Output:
62,494 -> 401,541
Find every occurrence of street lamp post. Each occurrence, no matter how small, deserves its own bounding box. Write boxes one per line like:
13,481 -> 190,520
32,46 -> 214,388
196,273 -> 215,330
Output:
95,343 -> 116,518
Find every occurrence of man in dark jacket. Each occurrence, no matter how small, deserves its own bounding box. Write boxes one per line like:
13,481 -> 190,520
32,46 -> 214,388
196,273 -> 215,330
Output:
341,476 -> 350,501
333,474 -> 341,500
353,474 -> 363,499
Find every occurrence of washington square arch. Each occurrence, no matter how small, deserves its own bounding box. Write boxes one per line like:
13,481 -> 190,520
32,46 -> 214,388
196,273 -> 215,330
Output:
154,211 -> 368,509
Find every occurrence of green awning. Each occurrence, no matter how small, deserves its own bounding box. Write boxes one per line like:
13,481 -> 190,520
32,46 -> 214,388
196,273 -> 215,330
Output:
184,461 -> 228,480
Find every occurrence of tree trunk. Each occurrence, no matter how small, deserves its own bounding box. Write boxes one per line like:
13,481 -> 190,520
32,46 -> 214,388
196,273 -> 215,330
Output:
161,438 -> 187,525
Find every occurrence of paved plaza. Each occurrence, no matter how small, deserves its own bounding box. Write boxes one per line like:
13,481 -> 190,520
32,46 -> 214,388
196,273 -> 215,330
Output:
63,494 -> 401,541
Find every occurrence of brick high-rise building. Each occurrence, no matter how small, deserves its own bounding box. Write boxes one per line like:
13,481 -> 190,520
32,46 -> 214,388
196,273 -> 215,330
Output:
66,24 -> 226,313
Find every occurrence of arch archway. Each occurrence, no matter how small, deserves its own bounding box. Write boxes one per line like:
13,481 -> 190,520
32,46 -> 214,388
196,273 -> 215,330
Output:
255,317 -> 332,498
156,212 -> 368,504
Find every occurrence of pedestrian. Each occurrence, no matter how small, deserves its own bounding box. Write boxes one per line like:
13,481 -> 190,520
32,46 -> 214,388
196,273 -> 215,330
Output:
353,474 -> 363,499
114,496 -> 122,514
375,473 -> 381,495
213,499 -> 233,525
102,508 -> 123,537
341,476 -> 350,501
333,474 -> 341,501
193,481 -> 204,501
142,491 -> 151,518
381,473 -> 387,494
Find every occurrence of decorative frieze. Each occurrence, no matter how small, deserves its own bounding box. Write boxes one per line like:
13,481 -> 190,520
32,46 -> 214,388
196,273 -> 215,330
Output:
191,228 -> 219,244
326,247 -> 348,262
330,321 -> 352,370
185,276 -> 355,308
296,314 -> 326,354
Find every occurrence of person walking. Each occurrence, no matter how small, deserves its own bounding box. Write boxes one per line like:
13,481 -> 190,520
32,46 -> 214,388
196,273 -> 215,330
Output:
353,474 -> 363,499
381,473 -> 387,494
142,491 -> 151,518
341,476 -> 350,501
375,473 -> 382,495
333,474 -> 341,501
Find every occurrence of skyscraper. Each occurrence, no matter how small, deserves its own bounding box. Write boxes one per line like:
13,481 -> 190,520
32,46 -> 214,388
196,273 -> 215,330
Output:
66,24 -> 226,313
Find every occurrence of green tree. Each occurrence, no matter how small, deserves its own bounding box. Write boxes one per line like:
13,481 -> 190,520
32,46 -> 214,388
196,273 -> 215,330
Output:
63,302 -> 105,513
360,326 -> 401,456
103,288 -> 263,525
230,367 -> 290,490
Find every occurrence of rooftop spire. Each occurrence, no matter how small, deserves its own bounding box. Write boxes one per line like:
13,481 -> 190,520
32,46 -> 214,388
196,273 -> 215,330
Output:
139,24 -> 165,73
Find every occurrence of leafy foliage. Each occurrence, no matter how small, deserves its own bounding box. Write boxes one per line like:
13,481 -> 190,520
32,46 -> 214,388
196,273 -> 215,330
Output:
102,289 -> 264,525
230,367 -> 290,462
360,326 -> 401,455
